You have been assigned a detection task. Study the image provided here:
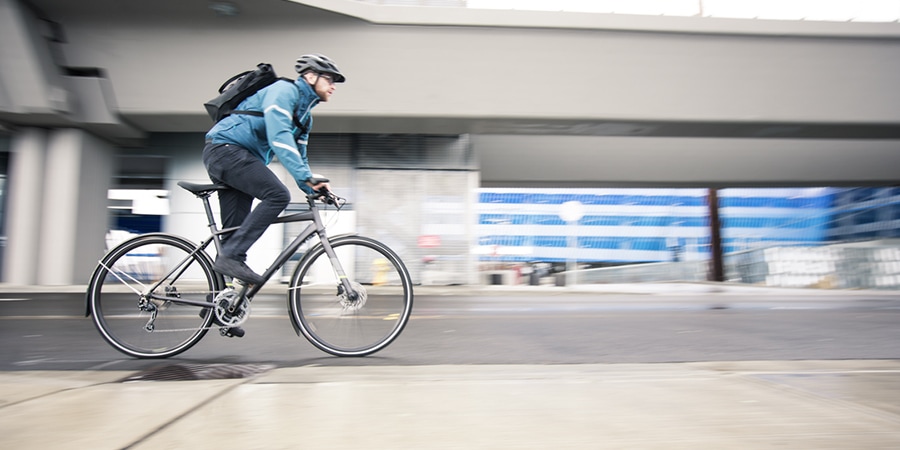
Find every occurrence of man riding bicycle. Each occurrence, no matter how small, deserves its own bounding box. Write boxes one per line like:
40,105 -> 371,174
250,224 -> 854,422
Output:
202,53 -> 346,286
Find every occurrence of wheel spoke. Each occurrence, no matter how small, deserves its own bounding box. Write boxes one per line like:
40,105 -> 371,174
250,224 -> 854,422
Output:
289,236 -> 413,356
88,235 -> 219,358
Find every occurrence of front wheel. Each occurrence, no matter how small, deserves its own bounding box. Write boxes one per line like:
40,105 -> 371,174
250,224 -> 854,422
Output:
288,235 -> 413,356
86,233 -> 223,358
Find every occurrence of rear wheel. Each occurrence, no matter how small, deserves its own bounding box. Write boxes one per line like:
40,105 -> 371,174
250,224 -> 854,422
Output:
87,234 -> 222,358
288,235 -> 413,356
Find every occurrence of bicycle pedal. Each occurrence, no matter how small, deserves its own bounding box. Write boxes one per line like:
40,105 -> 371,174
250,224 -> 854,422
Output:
220,326 -> 245,338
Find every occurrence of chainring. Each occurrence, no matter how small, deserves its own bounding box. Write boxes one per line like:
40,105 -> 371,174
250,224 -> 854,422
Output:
213,288 -> 250,327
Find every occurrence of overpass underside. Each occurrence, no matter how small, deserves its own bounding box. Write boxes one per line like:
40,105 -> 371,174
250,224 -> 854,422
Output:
1,0 -> 898,186
1,0 -> 899,284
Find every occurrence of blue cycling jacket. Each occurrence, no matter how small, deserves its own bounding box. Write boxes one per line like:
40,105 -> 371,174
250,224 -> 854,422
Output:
206,78 -> 319,193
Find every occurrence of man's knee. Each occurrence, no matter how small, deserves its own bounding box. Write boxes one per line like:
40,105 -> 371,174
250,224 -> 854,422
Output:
266,184 -> 291,208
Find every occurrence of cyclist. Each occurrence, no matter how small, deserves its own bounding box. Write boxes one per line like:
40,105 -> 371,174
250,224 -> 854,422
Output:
203,54 -> 346,285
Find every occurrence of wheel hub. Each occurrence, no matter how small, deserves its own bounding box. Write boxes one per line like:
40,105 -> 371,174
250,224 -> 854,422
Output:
339,281 -> 367,311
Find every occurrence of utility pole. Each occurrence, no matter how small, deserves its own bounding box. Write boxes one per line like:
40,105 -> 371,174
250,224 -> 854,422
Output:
708,188 -> 724,282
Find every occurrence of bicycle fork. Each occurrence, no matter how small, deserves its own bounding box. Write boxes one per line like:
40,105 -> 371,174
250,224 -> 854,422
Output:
320,236 -> 359,302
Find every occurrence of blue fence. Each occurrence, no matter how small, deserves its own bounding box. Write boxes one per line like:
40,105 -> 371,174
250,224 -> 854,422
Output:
477,187 -> 841,263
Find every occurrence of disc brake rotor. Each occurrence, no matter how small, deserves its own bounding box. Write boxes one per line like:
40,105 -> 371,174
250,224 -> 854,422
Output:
339,281 -> 367,311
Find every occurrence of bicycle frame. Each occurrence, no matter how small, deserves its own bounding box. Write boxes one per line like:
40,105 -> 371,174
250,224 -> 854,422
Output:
197,187 -> 359,304
95,186 -> 359,315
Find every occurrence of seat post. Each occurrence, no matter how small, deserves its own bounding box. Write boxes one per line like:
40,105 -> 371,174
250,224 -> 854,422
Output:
198,192 -> 221,234
197,192 -> 226,257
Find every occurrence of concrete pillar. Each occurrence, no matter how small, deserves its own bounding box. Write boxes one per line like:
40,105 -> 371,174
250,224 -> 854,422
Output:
3,128 -> 47,284
37,129 -> 113,285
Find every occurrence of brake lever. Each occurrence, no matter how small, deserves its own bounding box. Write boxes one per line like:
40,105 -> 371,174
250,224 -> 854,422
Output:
319,190 -> 344,208
329,193 -> 346,208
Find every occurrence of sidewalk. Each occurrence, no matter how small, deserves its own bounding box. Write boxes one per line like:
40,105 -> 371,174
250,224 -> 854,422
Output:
2,360 -> 900,449
2,282 -> 899,449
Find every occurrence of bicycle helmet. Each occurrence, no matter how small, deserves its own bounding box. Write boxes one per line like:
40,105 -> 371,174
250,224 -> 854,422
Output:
295,53 -> 346,83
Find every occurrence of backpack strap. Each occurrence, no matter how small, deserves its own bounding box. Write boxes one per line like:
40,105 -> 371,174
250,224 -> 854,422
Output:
230,78 -> 308,134
230,110 -> 308,135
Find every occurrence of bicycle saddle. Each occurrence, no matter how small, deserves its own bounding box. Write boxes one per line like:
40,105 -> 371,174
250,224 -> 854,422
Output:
177,181 -> 229,196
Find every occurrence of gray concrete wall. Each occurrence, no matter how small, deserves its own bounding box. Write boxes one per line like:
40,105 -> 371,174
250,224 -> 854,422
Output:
8,0 -> 894,188
473,135 -> 900,187
24,0 -> 900,133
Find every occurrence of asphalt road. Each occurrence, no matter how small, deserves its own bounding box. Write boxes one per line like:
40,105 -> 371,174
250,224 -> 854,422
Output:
2,290 -> 899,372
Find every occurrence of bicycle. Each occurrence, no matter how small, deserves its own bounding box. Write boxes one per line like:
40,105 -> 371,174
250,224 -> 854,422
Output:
85,179 -> 413,358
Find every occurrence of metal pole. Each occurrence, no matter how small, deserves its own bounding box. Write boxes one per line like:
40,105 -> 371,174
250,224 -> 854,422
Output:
708,188 -> 724,282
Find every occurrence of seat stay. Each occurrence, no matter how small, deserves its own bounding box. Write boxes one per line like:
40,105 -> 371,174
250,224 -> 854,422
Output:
143,235 -> 217,297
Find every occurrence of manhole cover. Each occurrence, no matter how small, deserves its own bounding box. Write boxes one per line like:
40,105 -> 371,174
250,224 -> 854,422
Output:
120,363 -> 274,382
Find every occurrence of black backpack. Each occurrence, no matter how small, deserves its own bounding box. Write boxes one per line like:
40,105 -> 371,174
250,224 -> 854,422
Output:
204,63 -> 286,122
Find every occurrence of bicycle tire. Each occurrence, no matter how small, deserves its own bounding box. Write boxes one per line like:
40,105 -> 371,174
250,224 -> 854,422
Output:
87,233 -> 223,358
288,235 -> 413,356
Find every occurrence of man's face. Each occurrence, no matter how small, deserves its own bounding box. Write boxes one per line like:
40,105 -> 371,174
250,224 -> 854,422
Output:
312,73 -> 336,102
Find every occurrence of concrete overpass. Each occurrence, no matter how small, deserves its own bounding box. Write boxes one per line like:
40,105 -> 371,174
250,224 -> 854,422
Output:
1,0 -> 899,284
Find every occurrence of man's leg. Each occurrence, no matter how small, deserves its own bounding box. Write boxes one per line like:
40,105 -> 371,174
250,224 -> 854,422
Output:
217,186 -> 253,231
203,143 -> 290,283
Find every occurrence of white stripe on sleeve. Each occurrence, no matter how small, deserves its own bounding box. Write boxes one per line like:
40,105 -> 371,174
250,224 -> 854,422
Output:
273,141 -> 298,154
264,104 -> 293,119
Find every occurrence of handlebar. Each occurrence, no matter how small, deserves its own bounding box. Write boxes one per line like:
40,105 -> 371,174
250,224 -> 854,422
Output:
306,177 -> 345,208
317,189 -> 344,207
306,175 -> 345,208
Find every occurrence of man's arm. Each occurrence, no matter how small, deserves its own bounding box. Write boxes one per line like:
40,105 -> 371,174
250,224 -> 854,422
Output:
261,82 -> 315,192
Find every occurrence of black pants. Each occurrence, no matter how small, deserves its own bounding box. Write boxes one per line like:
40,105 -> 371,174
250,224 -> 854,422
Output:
202,142 -> 290,261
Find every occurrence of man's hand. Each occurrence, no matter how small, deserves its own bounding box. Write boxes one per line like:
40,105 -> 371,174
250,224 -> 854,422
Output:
306,175 -> 330,193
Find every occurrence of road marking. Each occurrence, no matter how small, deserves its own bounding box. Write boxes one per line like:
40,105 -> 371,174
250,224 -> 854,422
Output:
771,306 -> 819,310
0,316 -> 84,319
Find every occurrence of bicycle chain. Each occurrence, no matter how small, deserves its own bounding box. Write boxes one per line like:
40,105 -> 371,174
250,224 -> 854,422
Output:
136,288 -> 244,333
